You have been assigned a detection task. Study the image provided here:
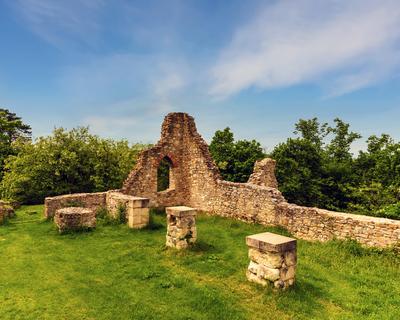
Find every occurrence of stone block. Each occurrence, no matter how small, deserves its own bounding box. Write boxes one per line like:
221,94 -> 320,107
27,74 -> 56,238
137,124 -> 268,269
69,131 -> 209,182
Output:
248,248 -> 283,268
246,232 -> 297,289
166,206 -> 197,217
54,207 -> 96,234
284,250 -> 297,266
128,207 -> 149,229
107,192 -> 149,229
246,232 -> 296,253
166,206 -> 197,249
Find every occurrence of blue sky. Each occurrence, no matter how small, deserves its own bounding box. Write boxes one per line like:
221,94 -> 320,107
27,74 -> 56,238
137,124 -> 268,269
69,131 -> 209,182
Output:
1,0 -> 400,152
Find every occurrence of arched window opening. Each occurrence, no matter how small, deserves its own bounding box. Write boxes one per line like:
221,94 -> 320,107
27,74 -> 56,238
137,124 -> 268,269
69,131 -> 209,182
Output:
157,156 -> 174,192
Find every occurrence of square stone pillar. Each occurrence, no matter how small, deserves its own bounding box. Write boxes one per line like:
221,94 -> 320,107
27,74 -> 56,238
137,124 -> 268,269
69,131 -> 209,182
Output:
106,192 -> 150,229
246,232 -> 297,289
127,197 -> 150,229
166,206 -> 197,249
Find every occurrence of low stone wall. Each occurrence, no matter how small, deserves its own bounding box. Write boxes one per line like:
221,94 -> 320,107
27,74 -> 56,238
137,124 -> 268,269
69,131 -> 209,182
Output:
276,202 -> 400,248
44,192 -> 107,218
191,180 -> 400,248
44,191 -> 150,230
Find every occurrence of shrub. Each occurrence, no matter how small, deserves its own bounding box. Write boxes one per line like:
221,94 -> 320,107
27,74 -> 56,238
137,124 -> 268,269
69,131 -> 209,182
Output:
376,203 -> 400,220
0,127 -> 149,204
117,203 -> 127,224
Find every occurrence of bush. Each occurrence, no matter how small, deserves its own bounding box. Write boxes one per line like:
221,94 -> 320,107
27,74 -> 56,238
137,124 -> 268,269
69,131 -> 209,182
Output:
0,127 -> 149,204
117,203 -> 127,224
209,127 -> 265,182
376,203 -> 400,220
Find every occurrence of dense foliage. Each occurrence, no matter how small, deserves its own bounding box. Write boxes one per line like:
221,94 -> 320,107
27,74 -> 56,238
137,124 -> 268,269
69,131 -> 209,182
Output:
271,118 -> 400,218
209,127 -> 265,182
210,118 -> 400,219
0,127 -> 148,204
0,107 -> 398,219
0,108 -> 31,180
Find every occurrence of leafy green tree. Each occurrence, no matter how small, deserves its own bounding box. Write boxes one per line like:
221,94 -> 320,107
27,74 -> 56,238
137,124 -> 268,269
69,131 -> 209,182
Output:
0,108 -> 31,179
272,117 -> 362,210
326,118 -> 361,162
0,108 -> 31,143
271,138 -> 324,206
294,117 -> 328,149
209,127 -> 265,182
0,127 -> 147,203
350,134 -> 400,215
211,118 -> 399,219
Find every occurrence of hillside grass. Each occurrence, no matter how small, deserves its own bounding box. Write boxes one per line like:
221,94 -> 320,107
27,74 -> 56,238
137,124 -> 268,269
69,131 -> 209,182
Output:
0,205 -> 399,320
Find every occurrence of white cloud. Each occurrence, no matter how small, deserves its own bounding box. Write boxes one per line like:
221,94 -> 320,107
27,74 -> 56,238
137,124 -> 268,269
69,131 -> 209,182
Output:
210,0 -> 400,98
11,0 -> 104,47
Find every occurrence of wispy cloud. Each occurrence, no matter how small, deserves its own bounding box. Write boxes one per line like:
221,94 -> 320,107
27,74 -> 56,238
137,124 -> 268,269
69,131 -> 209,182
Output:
11,0 -> 104,48
61,53 -> 187,104
210,0 -> 400,98
60,52 -> 188,137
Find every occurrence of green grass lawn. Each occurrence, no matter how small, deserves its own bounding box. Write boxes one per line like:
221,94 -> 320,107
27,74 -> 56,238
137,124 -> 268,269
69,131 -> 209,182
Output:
0,205 -> 399,320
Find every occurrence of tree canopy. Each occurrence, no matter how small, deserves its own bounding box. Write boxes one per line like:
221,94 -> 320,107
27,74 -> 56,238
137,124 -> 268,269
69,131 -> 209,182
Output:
209,127 -> 265,182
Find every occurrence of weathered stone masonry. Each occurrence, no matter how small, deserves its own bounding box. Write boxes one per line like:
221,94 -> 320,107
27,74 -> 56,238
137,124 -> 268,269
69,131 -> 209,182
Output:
45,112 -> 400,248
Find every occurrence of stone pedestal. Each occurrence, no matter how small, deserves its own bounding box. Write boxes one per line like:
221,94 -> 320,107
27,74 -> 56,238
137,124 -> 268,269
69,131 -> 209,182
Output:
166,206 -> 197,249
55,207 -> 96,234
107,192 -> 150,229
127,197 -> 150,229
246,232 -> 297,289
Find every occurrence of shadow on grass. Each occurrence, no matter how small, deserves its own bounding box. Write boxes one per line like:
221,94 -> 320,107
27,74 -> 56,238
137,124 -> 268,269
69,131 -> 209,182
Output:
144,214 -> 164,231
275,278 -> 329,318
58,227 -> 96,236
190,240 -> 218,253
150,207 -> 166,216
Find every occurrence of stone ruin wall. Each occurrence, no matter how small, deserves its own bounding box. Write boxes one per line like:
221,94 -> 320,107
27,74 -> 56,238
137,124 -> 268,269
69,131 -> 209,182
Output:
121,113 -> 400,248
45,192 -> 107,218
44,112 -> 400,248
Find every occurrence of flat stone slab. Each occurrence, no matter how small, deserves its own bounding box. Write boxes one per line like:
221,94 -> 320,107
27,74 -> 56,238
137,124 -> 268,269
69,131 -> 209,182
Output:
108,192 -> 150,208
246,232 -> 296,253
166,206 -> 197,217
57,207 -> 93,215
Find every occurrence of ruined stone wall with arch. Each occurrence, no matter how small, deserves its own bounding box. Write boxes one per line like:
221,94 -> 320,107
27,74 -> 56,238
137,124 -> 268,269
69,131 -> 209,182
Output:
45,112 -> 400,248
